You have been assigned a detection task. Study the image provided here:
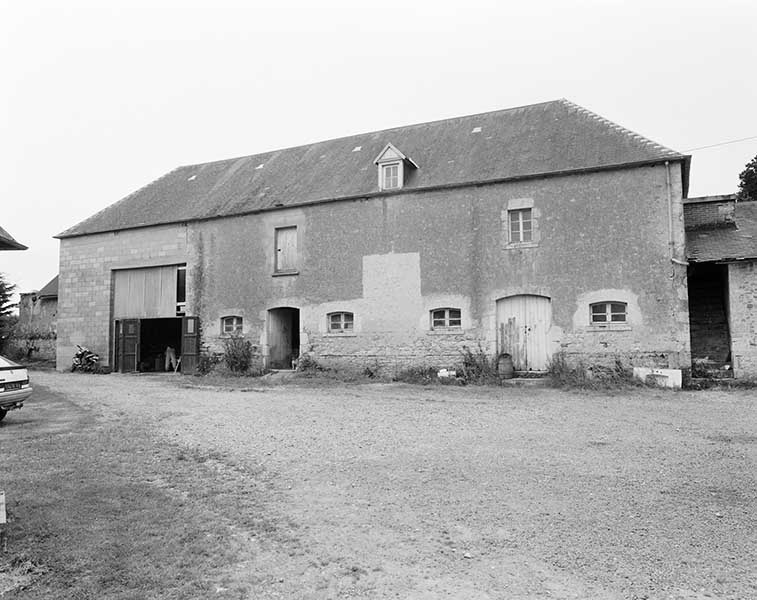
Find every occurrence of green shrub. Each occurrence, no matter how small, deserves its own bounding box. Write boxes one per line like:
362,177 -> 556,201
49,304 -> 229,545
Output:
222,336 -> 253,373
198,351 -> 222,375
296,353 -> 325,374
548,352 -> 635,389
393,366 -> 438,385
459,344 -> 499,385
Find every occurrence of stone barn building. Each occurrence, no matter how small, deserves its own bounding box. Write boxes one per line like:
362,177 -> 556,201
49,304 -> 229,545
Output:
55,99 -> 696,376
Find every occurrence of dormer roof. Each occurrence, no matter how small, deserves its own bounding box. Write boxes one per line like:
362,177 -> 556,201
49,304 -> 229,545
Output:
373,143 -> 420,169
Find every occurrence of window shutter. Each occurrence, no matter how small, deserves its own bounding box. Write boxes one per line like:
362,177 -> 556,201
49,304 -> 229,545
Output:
276,227 -> 297,271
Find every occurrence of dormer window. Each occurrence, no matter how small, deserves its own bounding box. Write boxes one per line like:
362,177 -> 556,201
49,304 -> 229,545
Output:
374,143 -> 418,191
382,163 -> 400,190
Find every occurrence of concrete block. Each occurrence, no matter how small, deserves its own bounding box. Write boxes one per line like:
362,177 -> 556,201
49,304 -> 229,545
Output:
633,367 -> 682,389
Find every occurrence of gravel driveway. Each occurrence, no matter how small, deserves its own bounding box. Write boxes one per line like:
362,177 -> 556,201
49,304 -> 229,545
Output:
22,372 -> 757,599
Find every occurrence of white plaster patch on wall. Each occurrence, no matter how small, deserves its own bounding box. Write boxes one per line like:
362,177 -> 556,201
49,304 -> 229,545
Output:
548,325 -> 564,355
362,253 -> 422,332
572,288 -> 642,330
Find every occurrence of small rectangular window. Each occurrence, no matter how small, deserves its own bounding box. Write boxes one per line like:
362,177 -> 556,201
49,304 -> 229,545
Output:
222,316 -> 243,334
590,302 -> 627,325
430,308 -> 462,330
509,209 -> 533,243
275,226 -> 297,272
328,312 -> 354,333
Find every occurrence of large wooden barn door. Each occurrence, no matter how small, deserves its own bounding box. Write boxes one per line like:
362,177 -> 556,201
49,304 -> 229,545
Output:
496,295 -> 552,371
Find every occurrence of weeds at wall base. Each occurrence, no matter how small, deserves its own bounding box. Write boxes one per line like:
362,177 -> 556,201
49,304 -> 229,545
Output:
547,352 -> 640,390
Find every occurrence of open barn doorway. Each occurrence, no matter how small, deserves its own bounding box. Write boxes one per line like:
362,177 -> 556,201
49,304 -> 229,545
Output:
138,318 -> 182,372
267,307 -> 300,369
113,316 -> 199,374
687,263 -> 732,377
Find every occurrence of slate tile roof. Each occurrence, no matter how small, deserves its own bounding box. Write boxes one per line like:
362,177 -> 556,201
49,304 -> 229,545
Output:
37,275 -> 59,298
58,99 -> 687,238
0,225 -> 27,250
686,202 -> 757,262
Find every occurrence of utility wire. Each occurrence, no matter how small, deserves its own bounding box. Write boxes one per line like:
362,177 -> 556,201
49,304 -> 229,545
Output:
682,135 -> 757,152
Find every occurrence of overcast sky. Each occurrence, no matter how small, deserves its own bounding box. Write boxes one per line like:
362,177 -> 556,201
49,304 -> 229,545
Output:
2,0 -> 756,296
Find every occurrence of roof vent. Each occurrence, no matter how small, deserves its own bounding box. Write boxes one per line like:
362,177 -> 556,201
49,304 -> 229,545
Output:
187,175 -> 197,181
471,126 -> 482,133
353,146 -> 362,152
255,163 -> 265,170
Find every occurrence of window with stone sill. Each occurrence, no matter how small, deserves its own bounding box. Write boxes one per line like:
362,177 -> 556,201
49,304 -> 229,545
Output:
509,208 -> 533,243
221,315 -> 243,335
430,308 -> 462,330
589,302 -> 627,326
328,312 -> 354,333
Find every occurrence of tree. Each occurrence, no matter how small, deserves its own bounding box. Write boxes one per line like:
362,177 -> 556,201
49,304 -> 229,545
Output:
737,153 -> 757,202
0,272 -> 17,353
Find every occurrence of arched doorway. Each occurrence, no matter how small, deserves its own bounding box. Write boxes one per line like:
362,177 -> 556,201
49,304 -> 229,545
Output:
267,307 -> 300,369
496,295 -> 552,371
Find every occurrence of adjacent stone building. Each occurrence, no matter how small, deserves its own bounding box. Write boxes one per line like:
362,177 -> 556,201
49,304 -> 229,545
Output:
15,276 -> 58,361
55,99 -> 695,375
685,196 -> 757,378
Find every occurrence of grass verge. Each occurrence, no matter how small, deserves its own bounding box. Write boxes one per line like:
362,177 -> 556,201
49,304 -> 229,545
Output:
0,387 -> 288,599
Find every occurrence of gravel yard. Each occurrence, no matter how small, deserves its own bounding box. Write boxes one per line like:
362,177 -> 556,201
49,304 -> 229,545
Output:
3,372 -> 757,599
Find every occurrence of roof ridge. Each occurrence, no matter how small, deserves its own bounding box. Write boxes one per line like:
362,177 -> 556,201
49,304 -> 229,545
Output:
557,98 -> 681,156
177,99 -> 564,170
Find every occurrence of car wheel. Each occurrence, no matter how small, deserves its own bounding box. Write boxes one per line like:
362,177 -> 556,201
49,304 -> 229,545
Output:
0,409 -> 6,422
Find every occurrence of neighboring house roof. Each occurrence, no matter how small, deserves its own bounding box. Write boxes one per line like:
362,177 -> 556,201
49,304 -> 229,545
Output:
58,98 -> 688,239
686,202 -> 757,262
37,275 -> 59,299
0,225 -> 27,250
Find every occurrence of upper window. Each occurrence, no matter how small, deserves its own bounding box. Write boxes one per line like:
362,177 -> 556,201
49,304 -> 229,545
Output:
328,312 -> 354,333
222,315 -> 243,334
275,226 -> 298,273
590,302 -> 627,324
431,308 -> 462,330
382,163 -> 400,190
509,208 -> 533,243
176,265 -> 186,316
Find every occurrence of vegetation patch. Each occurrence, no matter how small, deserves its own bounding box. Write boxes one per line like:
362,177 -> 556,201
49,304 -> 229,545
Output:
547,352 -> 639,390
1,392 -> 286,599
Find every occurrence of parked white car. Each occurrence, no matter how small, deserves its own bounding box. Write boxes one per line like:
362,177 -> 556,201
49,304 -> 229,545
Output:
0,355 -> 32,421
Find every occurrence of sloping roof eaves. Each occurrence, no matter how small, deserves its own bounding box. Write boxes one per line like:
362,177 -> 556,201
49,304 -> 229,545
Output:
58,99 -> 687,239
0,225 -> 27,250
686,202 -> 757,262
38,275 -> 59,298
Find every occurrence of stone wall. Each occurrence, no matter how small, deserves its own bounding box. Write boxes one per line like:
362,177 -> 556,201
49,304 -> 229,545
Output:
728,261 -> 757,378
683,195 -> 736,230
57,224 -> 190,368
57,161 -> 691,374
15,294 -> 58,361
